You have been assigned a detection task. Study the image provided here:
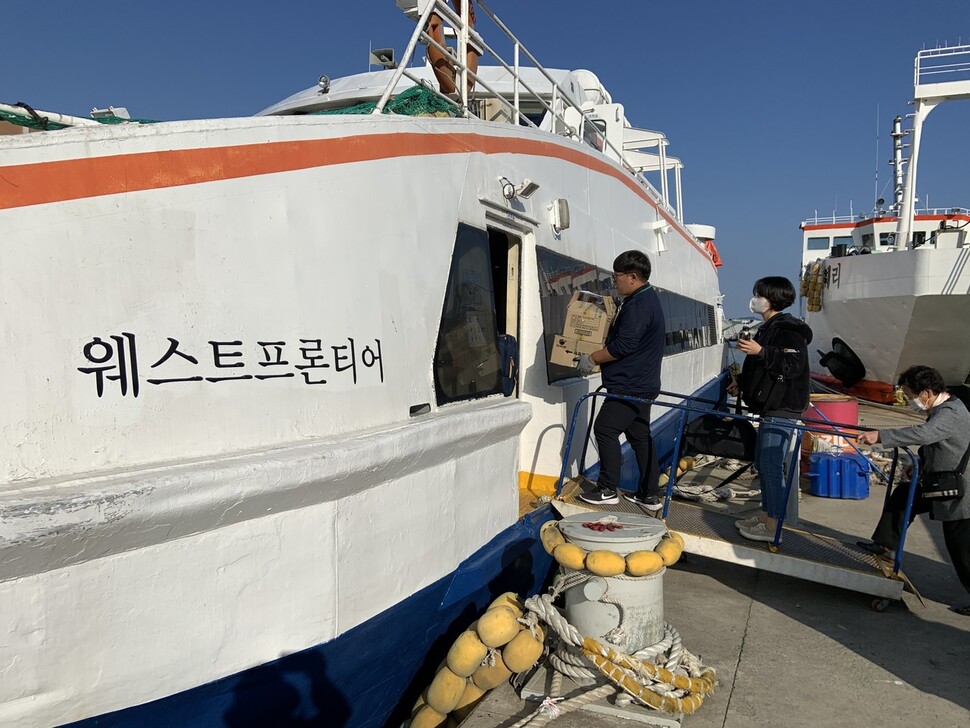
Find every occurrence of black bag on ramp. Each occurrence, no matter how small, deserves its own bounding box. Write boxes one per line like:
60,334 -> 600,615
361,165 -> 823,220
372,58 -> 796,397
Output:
681,413 -> 757,462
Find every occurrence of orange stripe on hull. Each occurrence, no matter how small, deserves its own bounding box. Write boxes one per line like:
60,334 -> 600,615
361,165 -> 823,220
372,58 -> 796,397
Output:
0,130 -> 712,263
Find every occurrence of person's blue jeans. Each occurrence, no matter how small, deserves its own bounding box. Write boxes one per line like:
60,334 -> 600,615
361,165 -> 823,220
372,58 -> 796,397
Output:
754,417 -> 797,519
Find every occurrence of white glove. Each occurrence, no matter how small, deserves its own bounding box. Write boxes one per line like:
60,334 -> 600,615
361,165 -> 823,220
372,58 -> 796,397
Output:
577,353 -> 595,375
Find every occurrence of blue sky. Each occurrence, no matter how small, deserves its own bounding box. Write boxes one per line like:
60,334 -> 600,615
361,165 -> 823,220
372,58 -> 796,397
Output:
6,1 -> 969,316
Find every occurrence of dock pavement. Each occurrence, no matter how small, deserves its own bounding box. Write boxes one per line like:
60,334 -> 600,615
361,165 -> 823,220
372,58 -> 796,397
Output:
465,403 -> 970,727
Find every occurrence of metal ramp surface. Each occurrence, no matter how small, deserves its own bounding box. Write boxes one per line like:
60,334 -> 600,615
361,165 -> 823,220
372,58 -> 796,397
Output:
557,483 -> 906,603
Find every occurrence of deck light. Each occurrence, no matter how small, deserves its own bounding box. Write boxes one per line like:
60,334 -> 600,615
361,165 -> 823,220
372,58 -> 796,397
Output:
515,179 -> 540,198
550,198 -> 570,232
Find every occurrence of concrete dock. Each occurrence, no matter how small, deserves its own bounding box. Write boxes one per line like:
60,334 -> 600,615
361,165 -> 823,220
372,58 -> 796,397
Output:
467,405 -> 970,727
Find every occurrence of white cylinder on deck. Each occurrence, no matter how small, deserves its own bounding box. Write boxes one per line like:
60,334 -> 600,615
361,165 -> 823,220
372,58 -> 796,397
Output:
685,223 -> 716,242
559,512 -> 667,652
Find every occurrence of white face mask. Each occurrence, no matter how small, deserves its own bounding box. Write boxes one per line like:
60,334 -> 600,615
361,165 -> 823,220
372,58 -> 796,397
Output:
748,296 -> 770,314
908,397 -> 928,412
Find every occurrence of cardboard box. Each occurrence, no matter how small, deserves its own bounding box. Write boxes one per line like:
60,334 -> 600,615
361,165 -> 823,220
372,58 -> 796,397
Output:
561,291 -> 617,342
550,335 -> 602,371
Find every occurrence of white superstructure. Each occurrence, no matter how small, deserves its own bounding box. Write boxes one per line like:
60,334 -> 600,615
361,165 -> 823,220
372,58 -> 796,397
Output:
800,45 -> 970,389
0,3 -> 725,726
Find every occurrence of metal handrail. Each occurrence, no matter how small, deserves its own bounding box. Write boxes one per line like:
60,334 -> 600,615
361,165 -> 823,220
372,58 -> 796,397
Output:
802,207 -> 970,227
381,0 -> 682,220
556,391 -> 920,575
916,44 -> 970,86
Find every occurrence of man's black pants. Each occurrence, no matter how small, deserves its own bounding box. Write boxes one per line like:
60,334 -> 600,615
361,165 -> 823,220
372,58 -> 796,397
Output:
594,397 -> 659,498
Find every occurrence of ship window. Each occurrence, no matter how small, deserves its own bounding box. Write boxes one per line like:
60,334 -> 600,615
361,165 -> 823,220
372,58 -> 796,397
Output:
879,233 -> 896,247
834,236 -> 853,249
535,246 -> 717,384
433,224 -> 504,405
583,120 -> 607,152
913,231 -> 926,248
536,246 -> 614,384
806,237 -> 830,250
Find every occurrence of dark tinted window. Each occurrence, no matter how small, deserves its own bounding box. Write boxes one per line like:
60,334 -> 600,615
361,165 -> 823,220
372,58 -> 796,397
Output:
433,225 -> 503,404
535,246 -> 716,384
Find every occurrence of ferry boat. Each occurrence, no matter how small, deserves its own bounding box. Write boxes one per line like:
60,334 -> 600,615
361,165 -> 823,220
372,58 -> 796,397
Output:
0,2 -> 726,726
800,45 -> 970,402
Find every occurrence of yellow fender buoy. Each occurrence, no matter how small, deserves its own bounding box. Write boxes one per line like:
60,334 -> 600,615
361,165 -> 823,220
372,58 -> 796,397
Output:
655,537 -> 683,566
446,630 -> 489,678
425,666 -> 467,714
411,703 -> 448,728
502,627 -> 545,673
585,550 -> 626,577
540,521 -> 566,555
475,606 -> 520,648
552,542 -> 587,571
625,549 -> 665,576
488,591 -> 525,618
472,652 -> 513,690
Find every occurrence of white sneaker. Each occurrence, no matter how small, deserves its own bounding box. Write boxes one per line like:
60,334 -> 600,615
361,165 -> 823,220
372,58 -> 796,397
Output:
734,515 -> 763,531
739,522 -> 780,543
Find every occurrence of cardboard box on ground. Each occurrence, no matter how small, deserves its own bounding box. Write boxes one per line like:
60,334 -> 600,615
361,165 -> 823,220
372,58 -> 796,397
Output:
549,291 -> 617,372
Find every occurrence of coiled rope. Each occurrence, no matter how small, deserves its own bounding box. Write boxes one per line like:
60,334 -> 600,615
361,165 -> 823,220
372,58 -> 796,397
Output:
512,587 -> 716,724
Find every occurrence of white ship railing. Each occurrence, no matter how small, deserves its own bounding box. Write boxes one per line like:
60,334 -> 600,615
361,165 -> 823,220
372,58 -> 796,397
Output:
915,44 -> 970,89
801,206 -> 970,227
381,0 -> 685,222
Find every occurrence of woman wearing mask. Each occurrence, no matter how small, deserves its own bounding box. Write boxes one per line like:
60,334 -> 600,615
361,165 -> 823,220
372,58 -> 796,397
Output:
857,365 -> 970,616
727,277 -> 812,543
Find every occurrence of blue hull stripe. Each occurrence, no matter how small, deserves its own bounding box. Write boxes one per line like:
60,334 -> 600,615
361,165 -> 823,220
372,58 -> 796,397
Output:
66,509 -> 555,728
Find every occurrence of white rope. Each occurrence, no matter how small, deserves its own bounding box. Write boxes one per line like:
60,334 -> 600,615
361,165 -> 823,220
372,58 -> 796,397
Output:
522,581 -> 715,718
506,685 -> 617,728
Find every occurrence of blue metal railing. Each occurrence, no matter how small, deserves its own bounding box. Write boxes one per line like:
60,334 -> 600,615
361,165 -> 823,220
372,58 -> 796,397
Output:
557,391 -> 920,575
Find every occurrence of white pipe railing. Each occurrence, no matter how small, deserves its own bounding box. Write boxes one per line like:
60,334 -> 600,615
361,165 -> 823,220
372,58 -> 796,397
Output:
0,101 -> 102,128
381,0 -> 685,223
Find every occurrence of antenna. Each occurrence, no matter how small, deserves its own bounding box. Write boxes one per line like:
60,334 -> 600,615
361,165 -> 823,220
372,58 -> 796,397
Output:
874,104 -> 880,209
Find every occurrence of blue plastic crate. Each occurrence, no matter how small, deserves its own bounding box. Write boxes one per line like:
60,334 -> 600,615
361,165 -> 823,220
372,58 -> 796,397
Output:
807,452 -> 871,499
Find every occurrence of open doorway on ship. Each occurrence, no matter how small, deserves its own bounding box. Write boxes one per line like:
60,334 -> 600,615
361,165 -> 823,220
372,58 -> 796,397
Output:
432,225 -> 522,405
488,227 -> 521,396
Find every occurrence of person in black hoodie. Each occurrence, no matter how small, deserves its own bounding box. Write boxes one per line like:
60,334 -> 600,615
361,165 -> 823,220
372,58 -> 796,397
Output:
728,276 -> 812,542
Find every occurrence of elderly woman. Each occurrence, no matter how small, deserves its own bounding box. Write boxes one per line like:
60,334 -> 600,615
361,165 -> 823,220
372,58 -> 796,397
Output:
857,365 -> 970,616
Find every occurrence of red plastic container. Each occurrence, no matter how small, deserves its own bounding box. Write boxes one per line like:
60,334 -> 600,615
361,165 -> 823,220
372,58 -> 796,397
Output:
801,394 -> 859,470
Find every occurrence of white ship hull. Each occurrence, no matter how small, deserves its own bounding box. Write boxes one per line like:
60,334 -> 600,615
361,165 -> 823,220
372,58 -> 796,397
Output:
806,245 -> 970,385
0,110 -> 724,727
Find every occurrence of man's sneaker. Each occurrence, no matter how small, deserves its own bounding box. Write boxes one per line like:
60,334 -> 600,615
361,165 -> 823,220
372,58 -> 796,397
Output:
579,487 -> 619,505
623,492 -> 664,512
734,515 -> 763,531
738,521 -> 781,543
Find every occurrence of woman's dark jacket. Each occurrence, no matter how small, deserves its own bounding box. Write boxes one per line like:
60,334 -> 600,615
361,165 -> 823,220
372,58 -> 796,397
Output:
739,312 -> 813,418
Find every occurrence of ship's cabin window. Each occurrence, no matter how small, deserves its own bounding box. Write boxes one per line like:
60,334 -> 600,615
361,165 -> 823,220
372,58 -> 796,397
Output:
879,232 -> 896,247
433,224 -> 504,405
834,235 -> 853,250
806,236 -> 829,250
913,231 -> 927,248
535,247 -> 716,384
583,120 -> 607,152
861,233 -> 874,249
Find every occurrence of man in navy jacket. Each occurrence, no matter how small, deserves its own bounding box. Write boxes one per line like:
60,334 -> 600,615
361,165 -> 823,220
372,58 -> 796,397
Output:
578,250 -> 665,510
